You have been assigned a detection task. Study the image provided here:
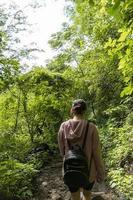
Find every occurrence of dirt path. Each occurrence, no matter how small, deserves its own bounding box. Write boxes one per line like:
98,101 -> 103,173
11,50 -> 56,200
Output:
34,157 -> 119,200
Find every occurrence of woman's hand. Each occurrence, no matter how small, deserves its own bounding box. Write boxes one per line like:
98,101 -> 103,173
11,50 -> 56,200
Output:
96,174 -> 103,183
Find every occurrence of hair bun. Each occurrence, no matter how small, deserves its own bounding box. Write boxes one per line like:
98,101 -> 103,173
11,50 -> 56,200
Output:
71,99 -> 87,115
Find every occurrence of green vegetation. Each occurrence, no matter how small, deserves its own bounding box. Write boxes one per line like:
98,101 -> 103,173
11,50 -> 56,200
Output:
0,0 -> 132,199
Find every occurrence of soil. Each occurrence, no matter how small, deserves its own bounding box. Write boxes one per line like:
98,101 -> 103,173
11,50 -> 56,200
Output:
33,156 -> 119,200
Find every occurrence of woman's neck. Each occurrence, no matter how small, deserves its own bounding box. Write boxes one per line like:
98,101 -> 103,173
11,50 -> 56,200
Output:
73,115 -> 84,121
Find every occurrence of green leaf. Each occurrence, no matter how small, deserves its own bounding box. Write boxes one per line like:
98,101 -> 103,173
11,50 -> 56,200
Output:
89,0 -> 94,6
118,31 -> 129,42
121,85 -> 133,97
113,0 -> 121,11
108,0 -> 121,19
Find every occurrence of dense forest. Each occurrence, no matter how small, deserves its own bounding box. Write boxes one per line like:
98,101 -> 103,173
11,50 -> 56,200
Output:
0,0 -> 132,199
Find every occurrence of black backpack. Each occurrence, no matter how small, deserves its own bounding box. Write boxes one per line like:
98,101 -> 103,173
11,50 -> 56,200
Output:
63,121 -> 92,188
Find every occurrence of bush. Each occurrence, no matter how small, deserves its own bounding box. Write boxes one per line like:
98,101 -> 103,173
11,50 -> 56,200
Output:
100,119 -> 132,199
0,159 -> 37,199
108,170 -> 133,200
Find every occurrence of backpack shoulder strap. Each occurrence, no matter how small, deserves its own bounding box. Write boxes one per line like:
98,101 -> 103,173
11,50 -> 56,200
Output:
82,121 -> 89,149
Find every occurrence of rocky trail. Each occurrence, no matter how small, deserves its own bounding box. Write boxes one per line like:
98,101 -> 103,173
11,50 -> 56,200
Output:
34,157 -> 119,200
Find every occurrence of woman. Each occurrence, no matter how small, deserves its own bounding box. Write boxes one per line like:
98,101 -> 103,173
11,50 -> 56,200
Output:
58,99 -> 105,200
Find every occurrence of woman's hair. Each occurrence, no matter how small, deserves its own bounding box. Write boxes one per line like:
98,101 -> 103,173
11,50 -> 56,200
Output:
71,99 -> 87,115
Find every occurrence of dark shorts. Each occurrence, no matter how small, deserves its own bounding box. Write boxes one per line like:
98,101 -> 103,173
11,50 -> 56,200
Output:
68,182 -> 95,193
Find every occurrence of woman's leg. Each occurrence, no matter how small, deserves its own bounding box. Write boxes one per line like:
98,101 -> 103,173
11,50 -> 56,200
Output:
82,181 -> 94,200
83,189 -> 91,200
71,189 -> 80,200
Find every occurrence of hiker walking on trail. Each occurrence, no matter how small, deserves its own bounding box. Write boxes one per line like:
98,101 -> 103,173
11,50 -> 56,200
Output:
58,99 -> 105,200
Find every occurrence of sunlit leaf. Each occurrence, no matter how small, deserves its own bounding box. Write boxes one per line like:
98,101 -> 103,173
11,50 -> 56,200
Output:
118,31 -> 129,42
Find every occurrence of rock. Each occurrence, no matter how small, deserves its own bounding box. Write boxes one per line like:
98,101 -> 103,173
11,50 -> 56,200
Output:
64,191 -> 71,200
51,189 -> 62,200
42,181 -> 48,187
